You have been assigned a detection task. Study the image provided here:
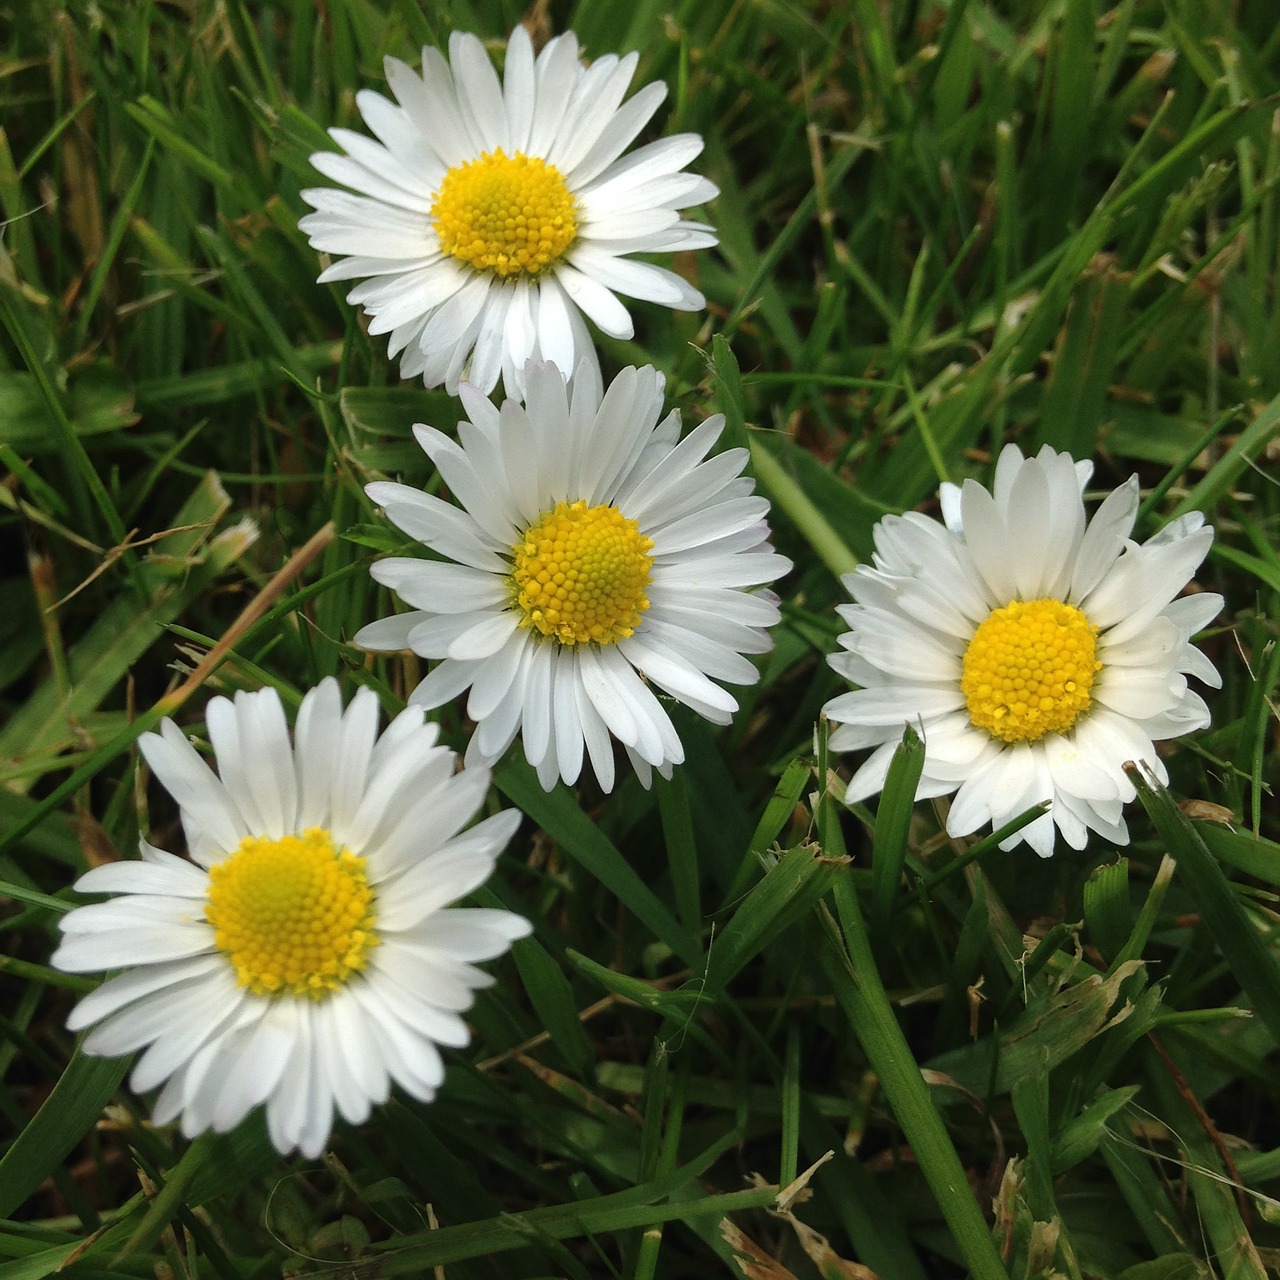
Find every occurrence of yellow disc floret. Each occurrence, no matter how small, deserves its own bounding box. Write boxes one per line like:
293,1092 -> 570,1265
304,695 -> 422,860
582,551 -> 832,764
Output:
961,597 -> 1101,743
432,149 -> 577,277
205,828 -> 377,999
511,500 -> 654,646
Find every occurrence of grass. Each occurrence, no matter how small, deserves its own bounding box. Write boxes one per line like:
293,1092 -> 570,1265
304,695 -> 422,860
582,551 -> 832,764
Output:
2,0 -> 1279,1277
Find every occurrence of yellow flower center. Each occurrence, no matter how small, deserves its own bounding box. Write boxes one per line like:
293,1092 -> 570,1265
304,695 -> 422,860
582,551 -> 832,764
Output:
511,500 -> 654,646
432,148 -> 577,277
961,597 -> 1101,743
204,828 -> 377,999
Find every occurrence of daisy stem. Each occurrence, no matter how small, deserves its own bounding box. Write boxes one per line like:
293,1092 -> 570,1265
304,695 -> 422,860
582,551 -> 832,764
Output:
748,437 -> 859,580
816,794 -> 1007,1279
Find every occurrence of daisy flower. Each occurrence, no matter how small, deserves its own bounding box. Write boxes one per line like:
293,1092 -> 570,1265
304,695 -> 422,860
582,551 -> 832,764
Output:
52,680 -> 530,1158
355,360 -> 791,792
823,444 -> 1223,858
298,26 -> 718,399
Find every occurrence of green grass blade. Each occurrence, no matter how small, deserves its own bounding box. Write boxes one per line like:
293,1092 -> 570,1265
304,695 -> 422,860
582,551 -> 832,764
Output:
1128,763 -> 1280,1046
494,759 -> 701,967
0,1050 -> 129,1218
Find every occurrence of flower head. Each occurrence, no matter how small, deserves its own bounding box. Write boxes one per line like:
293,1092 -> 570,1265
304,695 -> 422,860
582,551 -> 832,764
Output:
823,445 -> 1223,857
299,26 -> 718,399
53,681 -> 530,1157
356,361 -> 791,792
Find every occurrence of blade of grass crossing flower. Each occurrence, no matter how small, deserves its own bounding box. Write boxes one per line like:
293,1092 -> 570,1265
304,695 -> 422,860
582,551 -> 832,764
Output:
494,759 -> 701,968
0,882 -> 74,915
816,790 -> 1007,1279
869,725 -> 924,943
0,954 -> 92,993
1128,764 -> 1280,1045
912,801 -> 1051,898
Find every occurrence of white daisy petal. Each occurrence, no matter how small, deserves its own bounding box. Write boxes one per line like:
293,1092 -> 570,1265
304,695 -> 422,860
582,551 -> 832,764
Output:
552,52 -> 639,172
373,491 -> 507,573
565,246 -> 698,307
351,611 -> 425,652
553,263 -> 635,339
293,678 -> 344,830
1068,479 -> 1138,601
354,89 -> 444,181
358,361 -> 787,791
387,53 -> 469,167
370,558 -> 507,613
570,80 -> 667,187
575,673 -> 616,794
67,956 -> 221,1034
824,445 -> 1220,856
551,648 -> 587,785
130,975 -> 250,1094
450,30 -> 510,153
53,684 -> 527,1157
74,854 -> 207,900
138,722 -> 246,863
618,635 -> 738,722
